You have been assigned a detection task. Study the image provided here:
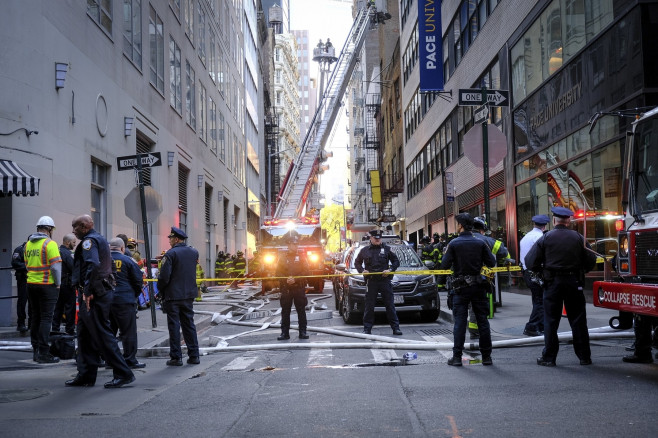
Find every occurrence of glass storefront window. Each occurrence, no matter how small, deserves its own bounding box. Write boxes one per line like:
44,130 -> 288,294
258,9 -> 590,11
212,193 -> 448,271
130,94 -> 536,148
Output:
585,0 -> 613,42
561,0 -> 586,62
542,2 -> 563,78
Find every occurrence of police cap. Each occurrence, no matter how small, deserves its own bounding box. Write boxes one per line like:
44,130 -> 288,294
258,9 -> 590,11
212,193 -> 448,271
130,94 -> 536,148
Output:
551,207 -> 574,218
369,229 -> 383,238
455,213 -> 474,229
531,214 -> 550,225
168,226 -> 188,239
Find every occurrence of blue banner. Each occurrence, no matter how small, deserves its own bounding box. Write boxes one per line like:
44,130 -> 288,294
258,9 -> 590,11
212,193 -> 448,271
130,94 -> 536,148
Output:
418,0 -> 444,92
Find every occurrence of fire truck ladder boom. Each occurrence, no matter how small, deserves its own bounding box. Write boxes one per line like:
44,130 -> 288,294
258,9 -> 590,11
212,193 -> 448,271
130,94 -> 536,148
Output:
274,5 -> 372,219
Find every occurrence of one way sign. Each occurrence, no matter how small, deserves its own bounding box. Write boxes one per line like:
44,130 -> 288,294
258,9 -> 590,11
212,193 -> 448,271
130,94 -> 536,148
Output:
117,152 -> 162,171
458,89 -> 509,107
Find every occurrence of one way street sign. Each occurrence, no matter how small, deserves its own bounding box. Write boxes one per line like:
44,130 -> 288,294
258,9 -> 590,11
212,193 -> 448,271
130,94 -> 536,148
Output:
458,89 -> 509,107
117,152 -> 162,171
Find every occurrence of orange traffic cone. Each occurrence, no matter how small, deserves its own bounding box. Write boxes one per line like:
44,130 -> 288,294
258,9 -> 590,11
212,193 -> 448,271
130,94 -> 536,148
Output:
561,304 -> 567,317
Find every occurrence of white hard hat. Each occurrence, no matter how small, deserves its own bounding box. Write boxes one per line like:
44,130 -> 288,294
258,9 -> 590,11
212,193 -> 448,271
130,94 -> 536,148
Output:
36,216 -> 56,229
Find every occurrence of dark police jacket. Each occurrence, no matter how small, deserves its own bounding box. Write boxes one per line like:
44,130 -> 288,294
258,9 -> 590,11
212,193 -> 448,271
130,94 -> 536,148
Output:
72,229 -> 113,297
354,243 -> 400,281
59,244 -> 74,287
524,225 -> 597,279
440,231 -> 496,276
11,242 -> 27,280
111,251 -> 143,304
157,243 -> 199,301
275,251 -> 309,293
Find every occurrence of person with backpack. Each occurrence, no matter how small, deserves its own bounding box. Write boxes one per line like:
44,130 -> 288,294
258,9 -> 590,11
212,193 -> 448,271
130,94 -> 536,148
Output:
11,239 -> 29,333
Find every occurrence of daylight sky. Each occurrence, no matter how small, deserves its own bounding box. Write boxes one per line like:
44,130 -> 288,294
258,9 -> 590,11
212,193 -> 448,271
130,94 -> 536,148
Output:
289,0 -> 354,205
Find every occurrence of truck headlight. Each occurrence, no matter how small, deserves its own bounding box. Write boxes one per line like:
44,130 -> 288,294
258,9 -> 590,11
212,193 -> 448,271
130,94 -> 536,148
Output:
618,234 -> 628,257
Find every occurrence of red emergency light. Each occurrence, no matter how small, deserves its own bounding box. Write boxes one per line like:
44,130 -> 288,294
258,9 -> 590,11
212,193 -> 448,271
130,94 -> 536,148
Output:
615,219 -> 624,231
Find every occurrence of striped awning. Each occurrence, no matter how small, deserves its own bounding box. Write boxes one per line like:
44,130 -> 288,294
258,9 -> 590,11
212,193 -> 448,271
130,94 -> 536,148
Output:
0,159 -> 40,197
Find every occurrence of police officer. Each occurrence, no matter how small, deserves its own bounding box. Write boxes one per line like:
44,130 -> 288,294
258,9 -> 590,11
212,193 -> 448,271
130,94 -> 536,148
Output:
67,214 -> 135,388
25,216 -> 62,363
11,238 -> 29,333
108,238 -> 145,369
52,233 -> 76,335
354,229 -> 402,336
157,227 -> 200,366
525,206 -> 597,367
440,213 -> 496,366
275,237 -> 309,340
519,214 -> 550,336
623,315 -> 657,363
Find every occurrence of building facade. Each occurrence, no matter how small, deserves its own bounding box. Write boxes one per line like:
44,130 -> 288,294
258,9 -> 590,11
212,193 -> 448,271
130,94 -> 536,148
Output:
0,0 -> 250,325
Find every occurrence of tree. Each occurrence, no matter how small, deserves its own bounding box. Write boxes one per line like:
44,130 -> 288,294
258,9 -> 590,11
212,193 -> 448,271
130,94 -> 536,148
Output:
320,204 -> 346,254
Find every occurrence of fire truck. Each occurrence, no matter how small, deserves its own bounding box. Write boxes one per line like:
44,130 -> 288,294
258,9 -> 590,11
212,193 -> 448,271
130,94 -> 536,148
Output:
592,107 -> 658,323
258,3 -> 385,294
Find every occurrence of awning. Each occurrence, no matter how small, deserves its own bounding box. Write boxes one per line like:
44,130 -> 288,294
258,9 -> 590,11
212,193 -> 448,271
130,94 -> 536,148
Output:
0,159 -> 40,197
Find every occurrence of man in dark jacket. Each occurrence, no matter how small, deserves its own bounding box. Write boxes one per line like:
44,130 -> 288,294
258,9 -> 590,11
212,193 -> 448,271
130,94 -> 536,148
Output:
52,233 -> 76,335
11,240 -> 29,333
440,213 -> 496,366
525,206 -> 597,367
275,238 -> 309,340
157,227 -> 200,366
354,229 -> 402,336
109,238 -> 145,369
67,214 -> 134,388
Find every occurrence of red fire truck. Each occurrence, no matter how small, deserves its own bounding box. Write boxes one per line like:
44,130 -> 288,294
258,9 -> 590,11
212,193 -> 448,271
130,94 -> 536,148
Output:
593,107 -> 658,322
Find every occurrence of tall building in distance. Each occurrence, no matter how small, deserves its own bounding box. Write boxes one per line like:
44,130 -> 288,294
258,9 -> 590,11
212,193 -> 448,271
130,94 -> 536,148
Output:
293,29 -> 318,140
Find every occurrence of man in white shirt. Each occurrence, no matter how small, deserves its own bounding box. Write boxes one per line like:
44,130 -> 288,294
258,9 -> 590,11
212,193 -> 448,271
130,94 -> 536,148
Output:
519,214 -> 550,336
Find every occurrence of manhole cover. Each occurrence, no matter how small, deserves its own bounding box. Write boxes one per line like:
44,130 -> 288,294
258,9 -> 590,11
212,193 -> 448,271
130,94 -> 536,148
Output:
0,388 -> 51,403
419,328 -> 453,336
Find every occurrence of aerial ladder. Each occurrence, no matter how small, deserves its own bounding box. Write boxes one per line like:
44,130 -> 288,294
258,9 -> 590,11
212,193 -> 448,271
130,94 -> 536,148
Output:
274,4 -> 376,219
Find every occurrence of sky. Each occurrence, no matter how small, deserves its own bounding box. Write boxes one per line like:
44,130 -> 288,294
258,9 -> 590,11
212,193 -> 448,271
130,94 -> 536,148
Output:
289,0 -> 354,206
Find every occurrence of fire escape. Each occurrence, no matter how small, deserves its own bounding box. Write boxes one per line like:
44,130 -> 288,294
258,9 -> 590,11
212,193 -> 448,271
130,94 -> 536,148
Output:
265,110 -> 280,217
364,93 -> 395,223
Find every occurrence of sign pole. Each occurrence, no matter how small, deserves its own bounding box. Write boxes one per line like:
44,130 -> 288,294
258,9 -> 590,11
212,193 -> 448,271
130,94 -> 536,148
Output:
440,151 -> 448,239
481,87 -> 491,228
136,154 -> 157,328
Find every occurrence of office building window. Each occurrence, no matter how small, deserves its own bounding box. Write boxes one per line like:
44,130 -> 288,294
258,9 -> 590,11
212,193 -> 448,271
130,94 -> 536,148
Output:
169,37 -> 182,113
178,164 -> 189,234
199,82 -> 207,142
149,5 -> 164,93
186,61 -> 196,129
88,0 -> 113,35
123,0 -> 142,68
91,160 -> 108,236
209,97 -> 217,154
184,0 -> 195,45
197,2 -> 206,65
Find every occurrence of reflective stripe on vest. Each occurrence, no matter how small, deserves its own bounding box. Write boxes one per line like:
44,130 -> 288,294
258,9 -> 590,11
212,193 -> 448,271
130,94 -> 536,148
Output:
25,238 -> 61,284
492,240 -> 502,255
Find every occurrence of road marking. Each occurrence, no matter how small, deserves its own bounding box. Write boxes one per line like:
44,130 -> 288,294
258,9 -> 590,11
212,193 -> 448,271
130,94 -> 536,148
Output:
307,341 -> 333,366
371,349 -> 398,362
420,334 -> 473,360
222,355 -> 258,371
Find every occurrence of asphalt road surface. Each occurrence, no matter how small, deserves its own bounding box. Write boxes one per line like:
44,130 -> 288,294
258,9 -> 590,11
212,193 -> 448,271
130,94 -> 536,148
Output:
1,282 -> 656,438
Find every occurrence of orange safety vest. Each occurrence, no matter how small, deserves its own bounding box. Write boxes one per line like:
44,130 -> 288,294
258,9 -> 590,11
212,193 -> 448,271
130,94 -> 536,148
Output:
24,237 -> 61,285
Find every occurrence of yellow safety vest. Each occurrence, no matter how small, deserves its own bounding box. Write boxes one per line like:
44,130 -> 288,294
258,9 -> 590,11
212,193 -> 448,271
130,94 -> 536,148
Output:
24,237 -> 61,285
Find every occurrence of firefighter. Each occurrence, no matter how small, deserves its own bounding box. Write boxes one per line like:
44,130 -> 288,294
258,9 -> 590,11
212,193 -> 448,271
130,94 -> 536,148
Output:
431,232 -> 444,266
419,235 -> 436,267
25,216 -> 62,363
440,213 -> 496,366
214,251 -> 229,284
249,251 -> 262,279
231,251 -> 246,287
467,216 -> 511,339
195,261 -> 206,301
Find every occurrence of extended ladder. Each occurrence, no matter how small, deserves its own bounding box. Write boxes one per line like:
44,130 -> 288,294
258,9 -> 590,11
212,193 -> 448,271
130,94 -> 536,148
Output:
274,5 -> 373,219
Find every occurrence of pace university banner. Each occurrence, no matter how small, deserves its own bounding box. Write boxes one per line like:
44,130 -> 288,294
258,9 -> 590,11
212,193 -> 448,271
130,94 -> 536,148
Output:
418,0 -> 443,92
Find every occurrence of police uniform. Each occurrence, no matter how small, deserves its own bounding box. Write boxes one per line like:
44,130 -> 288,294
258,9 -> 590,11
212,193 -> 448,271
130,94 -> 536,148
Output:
25,229 -> 62,362
525,207 -> 597,366
69,224 -> 134,386
110,247 -> 144,368
519,214 -> 550,336
275,240 -> 310,340
354,229 -> 402,335
439,213 -> 496,365
11,241 -> 29,332
157,227 -> 200,365
51,242 -> 76,335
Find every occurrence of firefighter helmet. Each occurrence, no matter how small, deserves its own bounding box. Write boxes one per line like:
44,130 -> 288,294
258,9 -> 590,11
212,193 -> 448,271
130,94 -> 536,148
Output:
473,216 -> 487,230
421,235 -> 431,243
36,216 -> 56,229
433,232 -> 440,239
236,250 -> 244,256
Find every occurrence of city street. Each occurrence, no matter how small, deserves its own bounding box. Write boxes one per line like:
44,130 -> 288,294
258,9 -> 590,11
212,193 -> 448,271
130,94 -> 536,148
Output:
1,282 -> 657,437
